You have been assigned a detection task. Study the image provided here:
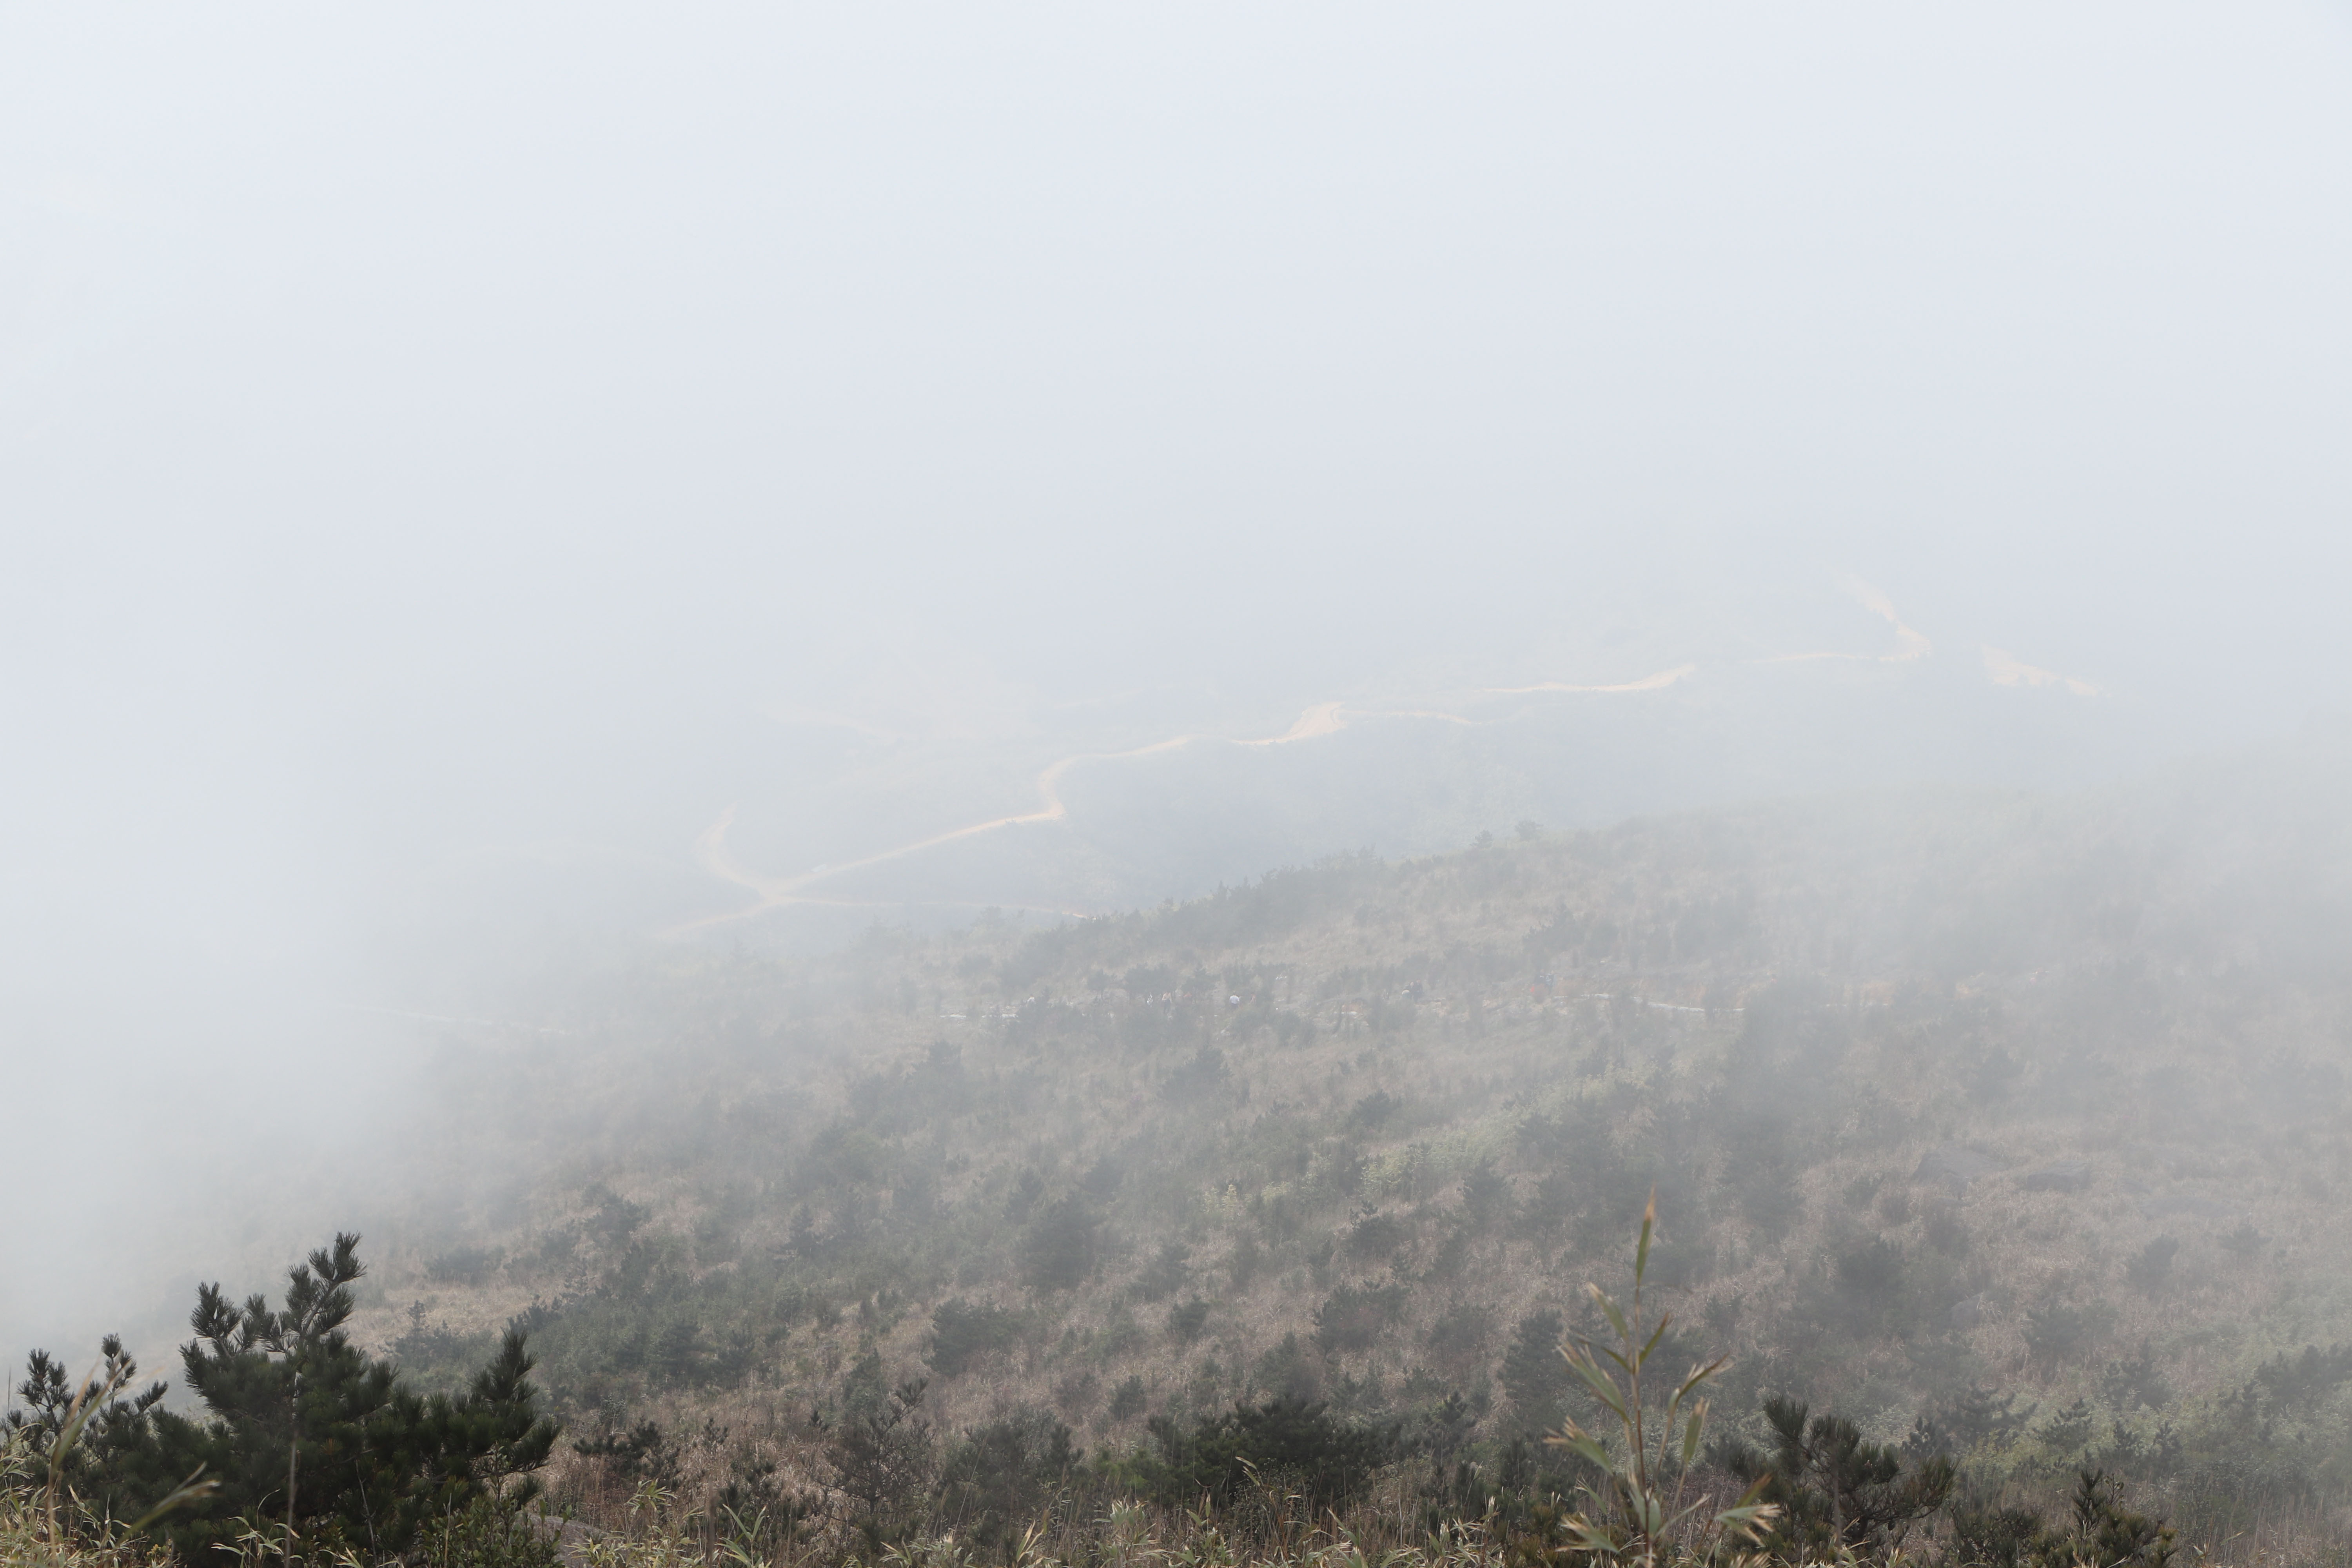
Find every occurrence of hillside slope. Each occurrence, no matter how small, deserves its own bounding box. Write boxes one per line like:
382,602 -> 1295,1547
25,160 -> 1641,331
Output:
354,748 -> 2352,1519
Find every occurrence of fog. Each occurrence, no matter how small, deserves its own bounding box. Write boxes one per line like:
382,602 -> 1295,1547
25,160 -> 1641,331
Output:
5,2 -> 2352,1404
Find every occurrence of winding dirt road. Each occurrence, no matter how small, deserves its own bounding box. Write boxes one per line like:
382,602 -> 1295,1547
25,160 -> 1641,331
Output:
674,583 -> 2076,934
676,682 -> 1668,933
681,701 -> 1367,931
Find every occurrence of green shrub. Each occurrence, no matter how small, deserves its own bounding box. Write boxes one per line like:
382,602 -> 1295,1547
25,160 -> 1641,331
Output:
1251,1334 -> 1321,1404
934,1408 -> 1076,1549
926,1300 -> 1022,1379
1717,1395 -> 1956,1557
1134,1241 -> 1189,1302
1343,1207 -> 1409,1262
1166,1299 -> 1210,1345
1313,1283 -> 1407,1356
1499,1310 -> 1570,1436
1139,1395 -> 1388,1508
1019,1200 -> 1099,1292
2126,1236 -> 2179,1293
1422,1302 -> 1496,1378
2023,1299 -> 2115,1371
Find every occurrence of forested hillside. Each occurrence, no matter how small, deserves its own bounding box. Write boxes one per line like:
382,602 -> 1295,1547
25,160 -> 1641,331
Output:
307,744 -> 2352,1557
18,743 -> 2352,1566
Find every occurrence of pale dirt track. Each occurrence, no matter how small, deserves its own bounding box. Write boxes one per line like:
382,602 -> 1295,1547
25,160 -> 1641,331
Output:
675,680 -> 1670,934
674,583 -> 2066,934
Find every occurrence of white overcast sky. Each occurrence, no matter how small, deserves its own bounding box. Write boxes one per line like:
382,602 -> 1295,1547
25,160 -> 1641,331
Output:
5,2 -> 2352,1343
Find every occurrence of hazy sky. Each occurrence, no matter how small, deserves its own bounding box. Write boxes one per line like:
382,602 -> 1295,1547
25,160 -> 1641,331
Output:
5,2 -> 2352,1347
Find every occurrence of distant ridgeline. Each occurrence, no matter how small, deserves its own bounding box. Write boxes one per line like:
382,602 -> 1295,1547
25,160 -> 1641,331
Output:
17,757 -> 2352,1563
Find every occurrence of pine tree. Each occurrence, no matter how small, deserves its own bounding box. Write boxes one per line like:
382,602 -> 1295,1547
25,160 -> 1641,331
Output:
1501,1309 -> 1572,1436
1717,1395 -> 1955,1557
6,1335 -> 169,1461
24,1233 -> 558,1560
820,1353 -> 934,1526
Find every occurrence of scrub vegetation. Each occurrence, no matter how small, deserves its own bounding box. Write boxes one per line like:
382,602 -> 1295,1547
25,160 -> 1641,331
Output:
13,762 -> 2352,1566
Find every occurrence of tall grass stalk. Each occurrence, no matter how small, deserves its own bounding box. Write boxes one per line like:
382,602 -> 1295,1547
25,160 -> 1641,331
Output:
1546,1189 -> 1776,1568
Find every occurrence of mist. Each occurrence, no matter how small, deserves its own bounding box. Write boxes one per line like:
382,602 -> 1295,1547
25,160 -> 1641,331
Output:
5,6 -> 2352,1557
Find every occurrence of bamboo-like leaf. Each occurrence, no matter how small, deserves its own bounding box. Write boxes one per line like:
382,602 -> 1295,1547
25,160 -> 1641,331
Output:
1564,1347 -> 1625,1399
1715,1474 -> 1779,1537
1635,1187 -> 1657,1282
1675,1356 -> 1729,1403
1561,1511 -> 1621,1554
1681,1400 -> 1708,1467
1564,1357 -> 1629,1419
1586,1281 -> 1630,1342
127,1466 -> 220,1531
1547,1432 -> 1612,1469
1637,1312 -> 1671,1369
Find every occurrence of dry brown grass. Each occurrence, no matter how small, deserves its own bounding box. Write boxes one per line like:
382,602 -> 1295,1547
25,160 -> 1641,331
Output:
295,789 -> 2352,1568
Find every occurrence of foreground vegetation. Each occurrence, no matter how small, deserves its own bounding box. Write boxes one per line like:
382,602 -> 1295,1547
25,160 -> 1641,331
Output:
4,1199 -> 2214,1568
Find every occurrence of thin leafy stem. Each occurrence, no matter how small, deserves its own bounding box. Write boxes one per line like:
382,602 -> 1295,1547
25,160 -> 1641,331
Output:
1546,1188 -> 1778,1568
